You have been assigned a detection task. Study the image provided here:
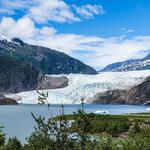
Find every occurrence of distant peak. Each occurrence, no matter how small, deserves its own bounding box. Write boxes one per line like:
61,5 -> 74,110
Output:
12,38 -> 24,46
0,35 -> 25,47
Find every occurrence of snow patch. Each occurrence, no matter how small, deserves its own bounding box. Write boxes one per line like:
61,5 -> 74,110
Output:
0,35 -> 21,46
0,35 -> 12,42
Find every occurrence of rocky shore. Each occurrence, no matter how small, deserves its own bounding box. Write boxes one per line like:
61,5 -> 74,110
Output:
0,95 -> 17,105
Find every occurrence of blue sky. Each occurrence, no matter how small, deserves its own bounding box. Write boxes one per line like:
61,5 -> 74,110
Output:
0,0 -> 150,70
57,0 -> 150,37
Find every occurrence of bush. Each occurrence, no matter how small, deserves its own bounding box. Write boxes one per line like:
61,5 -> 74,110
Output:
121,129 -> 150,150
0,133 -> 5,147
4,137 -> 22,150
0,126 -> 5,147
24,132 -> 55,150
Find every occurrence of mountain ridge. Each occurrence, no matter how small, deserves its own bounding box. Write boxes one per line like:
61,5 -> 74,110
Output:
0,36 -> 97,75
100,51 -> 150,72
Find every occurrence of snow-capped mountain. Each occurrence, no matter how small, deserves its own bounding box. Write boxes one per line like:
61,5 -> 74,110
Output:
6,70 -> 150,104
0,35 -> 22,46
100,51 -> 150,72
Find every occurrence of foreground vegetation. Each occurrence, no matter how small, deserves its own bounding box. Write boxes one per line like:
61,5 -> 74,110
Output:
0,112 -> 150,150
0,92 -> 150,150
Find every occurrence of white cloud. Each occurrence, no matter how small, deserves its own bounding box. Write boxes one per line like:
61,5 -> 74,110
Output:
0,0 -> 105,23
0,0 -> 33,14
0,17 -> 150,69
121,28 -> 135,34
0,17 -> 36,39
38,27 -> 57,36
73,4 -> 105,19
28,0 -> 80,23
125,29 -> 135,33
0,17 -> 57,39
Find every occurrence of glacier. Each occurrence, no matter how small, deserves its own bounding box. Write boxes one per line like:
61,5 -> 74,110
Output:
5,70 -> 150,104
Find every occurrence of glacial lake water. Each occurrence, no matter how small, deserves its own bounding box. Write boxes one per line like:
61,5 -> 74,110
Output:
0,104 -> 150,143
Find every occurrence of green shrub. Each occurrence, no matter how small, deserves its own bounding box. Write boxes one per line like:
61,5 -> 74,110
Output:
0,126 -> 5,147
4,137 -> 22,150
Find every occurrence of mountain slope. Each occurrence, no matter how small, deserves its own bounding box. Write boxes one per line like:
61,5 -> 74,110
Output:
100,51 -> 150,72
0,55 -> 39,93
93,77 -> 150,105
0,36 -> 97,75
126,77 -> 150,105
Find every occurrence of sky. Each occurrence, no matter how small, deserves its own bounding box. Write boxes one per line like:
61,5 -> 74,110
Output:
0,0 -> 150,70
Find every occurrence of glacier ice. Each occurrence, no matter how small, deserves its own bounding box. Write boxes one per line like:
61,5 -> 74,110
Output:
6,70 -> 150,104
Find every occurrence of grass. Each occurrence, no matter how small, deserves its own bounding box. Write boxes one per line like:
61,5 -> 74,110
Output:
55,113 -> 150,137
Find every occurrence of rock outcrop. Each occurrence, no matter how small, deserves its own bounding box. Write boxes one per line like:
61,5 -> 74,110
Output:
0,95 -> 17,105
93,78 -> 150,105
126,79 -> 150,105
36,75 -> 69,90
92,89 -> 128,104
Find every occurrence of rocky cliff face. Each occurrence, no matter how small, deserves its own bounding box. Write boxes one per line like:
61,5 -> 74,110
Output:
126,79 -> 150,105
93,89 -> 128,104
93,77 -> 150,105
36,75 -> 69,90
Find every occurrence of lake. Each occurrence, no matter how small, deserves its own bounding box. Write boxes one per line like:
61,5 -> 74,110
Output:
0,104 -> 150,143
